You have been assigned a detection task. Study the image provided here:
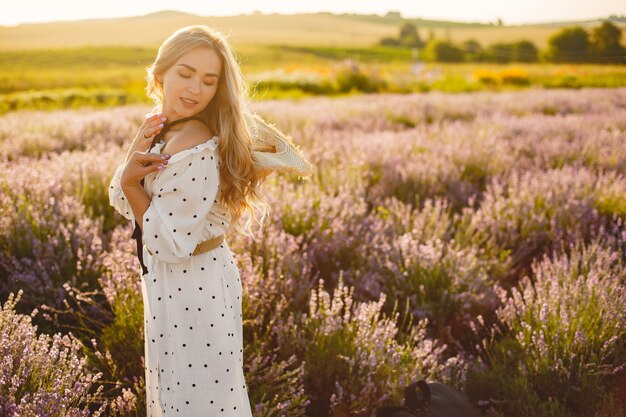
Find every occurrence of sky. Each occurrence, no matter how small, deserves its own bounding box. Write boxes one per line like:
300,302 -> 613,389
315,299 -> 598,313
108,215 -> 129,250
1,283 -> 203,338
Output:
1,0 -> 624,27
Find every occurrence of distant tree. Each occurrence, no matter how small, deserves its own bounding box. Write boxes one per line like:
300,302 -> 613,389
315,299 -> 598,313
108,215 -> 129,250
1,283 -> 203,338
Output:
497,18 -> 503,26
385,11 -> 403,20
428,29 -> 436,42
399,23 -> 425,48
399,22 -> 417,39
607,14 -> 625,21
589,21 -> 626,63
463,39 -> 484,61
512,40 -> 539,62
546,26 -> 589,63
486,42 -> 515,63
426,40 -> 465,62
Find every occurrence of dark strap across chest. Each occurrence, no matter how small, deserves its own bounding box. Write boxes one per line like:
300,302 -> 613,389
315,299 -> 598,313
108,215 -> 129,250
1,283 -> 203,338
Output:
131,115 -> 207,275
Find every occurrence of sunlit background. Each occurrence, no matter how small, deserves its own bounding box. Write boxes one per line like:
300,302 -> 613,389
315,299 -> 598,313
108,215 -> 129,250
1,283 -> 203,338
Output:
2,0 -> 626,26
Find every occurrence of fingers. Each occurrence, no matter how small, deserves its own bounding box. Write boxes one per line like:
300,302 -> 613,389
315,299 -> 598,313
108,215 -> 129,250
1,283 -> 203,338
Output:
125,152 -> 170,182
142,113 -> 168,139
135,159 -> 168,179
133,151 -> 171,164
153,162 -> 168,172
142,125 -> 161,140
139,160 -> 168,176
145,113 -> 167,123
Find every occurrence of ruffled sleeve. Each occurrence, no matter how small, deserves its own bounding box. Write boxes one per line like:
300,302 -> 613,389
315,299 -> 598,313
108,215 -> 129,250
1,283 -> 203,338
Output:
108,162 -> 135,222
141,139 -> 219,264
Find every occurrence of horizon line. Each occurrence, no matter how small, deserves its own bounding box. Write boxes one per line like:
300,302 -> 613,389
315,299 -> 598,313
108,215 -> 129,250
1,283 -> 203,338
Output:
1,9 -> 624,28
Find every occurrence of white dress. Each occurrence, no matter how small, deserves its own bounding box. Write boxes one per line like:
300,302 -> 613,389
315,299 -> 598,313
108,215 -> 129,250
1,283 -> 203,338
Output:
108,136 -> 253,417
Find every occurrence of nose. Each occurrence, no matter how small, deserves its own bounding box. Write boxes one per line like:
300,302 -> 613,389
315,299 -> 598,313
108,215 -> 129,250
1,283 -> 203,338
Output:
187,79 -> 201,95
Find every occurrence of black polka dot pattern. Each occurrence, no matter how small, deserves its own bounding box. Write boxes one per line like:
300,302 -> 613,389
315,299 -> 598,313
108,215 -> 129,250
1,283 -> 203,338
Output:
110,138 -> 250,415
141,243 -> 249,415
140,139 -> 221,264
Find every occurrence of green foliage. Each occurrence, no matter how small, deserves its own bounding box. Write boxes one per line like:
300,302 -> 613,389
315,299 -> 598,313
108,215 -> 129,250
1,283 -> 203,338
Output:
398,23 -> 425,48
0,87 -> 147,115
466,239 -> 626,417
377,22 -> 425,48
589,21 -> 626,63
375,22 -> 617,65
379,37 -> 401,47
429,74 -> 483,92
280,199 -> 323,237
481,41 -> 538,64
499,68 -> 531,85
56,230 -> 148,416
512,40 -> 539,63
425,40 -> 465,62
238,338 -> 310,417
595,185 -> 626,220
335,67 -> 388,93
99,286 -> 145,382
385,112 -> 417,128
541,74 -> 582,89
81,164 -> 126,234
299,276 -> 461,416
0,46 -> 156,70
546,27 -> 590,63
252,79 -> 335,97
463,39 -> 484,61
277,45 -> 413,62
485,43 -> 515,64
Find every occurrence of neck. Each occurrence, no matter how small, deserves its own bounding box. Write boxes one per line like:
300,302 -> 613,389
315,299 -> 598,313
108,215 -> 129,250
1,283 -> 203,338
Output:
159,104 -> 188,127
161,110 -> 198,129
154,114 -> 203,144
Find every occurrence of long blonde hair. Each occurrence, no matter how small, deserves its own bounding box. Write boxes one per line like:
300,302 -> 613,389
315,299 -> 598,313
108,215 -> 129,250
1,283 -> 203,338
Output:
145,25 -> 270,240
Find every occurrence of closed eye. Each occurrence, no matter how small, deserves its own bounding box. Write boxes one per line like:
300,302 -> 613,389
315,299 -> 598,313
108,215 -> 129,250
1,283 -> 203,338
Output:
180,74 -> 215,86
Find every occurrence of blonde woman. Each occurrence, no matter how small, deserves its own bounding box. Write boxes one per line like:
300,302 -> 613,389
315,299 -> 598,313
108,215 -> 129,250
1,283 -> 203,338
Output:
108,25 -> 314,416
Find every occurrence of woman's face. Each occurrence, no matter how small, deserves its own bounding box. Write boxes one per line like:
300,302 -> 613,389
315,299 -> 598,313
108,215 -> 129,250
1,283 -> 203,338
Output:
157,46 -> 222,122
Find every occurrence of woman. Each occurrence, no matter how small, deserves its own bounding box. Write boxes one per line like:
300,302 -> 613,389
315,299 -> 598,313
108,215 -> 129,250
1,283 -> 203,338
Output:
108,25 -> 314,416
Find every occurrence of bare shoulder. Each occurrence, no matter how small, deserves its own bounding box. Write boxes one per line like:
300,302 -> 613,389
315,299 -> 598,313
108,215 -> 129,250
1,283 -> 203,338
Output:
161,120 -> 215,156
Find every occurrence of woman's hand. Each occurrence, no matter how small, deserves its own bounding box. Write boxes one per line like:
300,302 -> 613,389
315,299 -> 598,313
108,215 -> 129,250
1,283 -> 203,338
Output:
125,113 -> 168,162
120,151 -> 171,187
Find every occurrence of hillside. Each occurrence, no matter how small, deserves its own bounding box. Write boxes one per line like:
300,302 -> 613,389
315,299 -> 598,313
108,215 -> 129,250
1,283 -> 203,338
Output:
0,11 -> 624,51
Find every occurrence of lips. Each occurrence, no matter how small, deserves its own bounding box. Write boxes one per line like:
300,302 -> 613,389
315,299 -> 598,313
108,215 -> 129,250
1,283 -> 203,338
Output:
180,97 -> 198,105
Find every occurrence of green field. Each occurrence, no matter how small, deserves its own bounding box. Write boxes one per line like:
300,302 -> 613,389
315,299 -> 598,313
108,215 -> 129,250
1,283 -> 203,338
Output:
1,44 -> 625,113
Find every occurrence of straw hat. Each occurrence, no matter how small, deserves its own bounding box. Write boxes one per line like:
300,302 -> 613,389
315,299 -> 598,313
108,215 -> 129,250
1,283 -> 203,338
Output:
245,112 -> 316,179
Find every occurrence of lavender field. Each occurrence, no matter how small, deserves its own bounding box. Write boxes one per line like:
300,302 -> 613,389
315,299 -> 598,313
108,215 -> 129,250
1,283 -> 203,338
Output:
1,87 -> 625,417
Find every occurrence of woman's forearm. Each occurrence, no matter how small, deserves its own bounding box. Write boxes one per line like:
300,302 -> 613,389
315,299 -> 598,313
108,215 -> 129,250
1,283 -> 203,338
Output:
121,182 -> 151,231
125,147 -> 137,164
